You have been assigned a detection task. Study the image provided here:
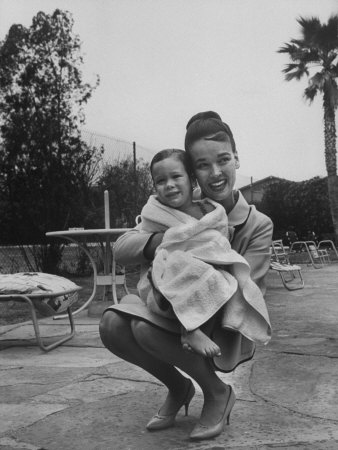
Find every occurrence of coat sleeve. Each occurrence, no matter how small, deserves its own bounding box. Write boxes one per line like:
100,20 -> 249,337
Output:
233,210 -> 273,296
114,228 -> 153,266
245,215 -> 273,295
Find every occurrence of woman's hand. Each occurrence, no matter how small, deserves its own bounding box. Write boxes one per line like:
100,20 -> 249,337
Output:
144,232 -> 164,260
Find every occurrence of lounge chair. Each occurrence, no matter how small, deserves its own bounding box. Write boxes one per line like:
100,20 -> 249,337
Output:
270,240 -> 304,290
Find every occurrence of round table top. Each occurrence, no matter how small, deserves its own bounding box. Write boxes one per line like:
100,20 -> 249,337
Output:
46,228 -> 132,238
0,286 -> 82,299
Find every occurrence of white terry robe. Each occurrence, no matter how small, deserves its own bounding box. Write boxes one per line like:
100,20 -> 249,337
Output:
138,195 -> 271,344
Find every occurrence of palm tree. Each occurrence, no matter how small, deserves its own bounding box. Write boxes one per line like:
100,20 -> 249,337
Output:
278,16 -> 338,244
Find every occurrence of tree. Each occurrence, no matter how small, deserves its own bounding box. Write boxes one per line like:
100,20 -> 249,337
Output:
259,177 -> 333,240
0,9 -> 101,269
278,15 -> 338,244
259,179 -> 296,237
97,157 -> 154,227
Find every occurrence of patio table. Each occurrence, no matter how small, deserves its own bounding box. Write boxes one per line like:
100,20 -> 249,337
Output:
46,227 -> 131,318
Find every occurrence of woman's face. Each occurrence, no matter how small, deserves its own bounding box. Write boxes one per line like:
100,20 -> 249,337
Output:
189,138 -> 239,206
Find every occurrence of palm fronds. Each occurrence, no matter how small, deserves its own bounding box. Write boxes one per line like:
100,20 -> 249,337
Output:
278,14 -> 338,100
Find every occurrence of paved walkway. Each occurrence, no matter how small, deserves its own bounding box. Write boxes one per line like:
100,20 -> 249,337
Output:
0,265 -> 338,450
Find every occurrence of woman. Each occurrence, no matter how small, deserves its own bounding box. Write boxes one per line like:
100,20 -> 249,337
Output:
99,111 -> 273,441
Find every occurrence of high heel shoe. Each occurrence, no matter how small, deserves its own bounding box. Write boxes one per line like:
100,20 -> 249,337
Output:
189,385 -> 236,441
146,379 -> 195,431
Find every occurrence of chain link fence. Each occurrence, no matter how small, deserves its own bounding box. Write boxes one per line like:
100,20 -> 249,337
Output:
0,243 -> 104,275
82,129 -> 156,166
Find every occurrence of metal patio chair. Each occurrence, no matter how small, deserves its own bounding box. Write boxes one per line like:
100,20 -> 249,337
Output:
290,241 -> 327,269
270,240 -> 304,290
318,240 -> 338,262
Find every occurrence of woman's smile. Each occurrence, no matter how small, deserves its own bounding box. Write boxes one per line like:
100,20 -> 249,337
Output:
209,179 -> 228,192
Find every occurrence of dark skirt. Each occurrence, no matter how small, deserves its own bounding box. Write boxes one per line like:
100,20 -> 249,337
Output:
104,294 -> 256,373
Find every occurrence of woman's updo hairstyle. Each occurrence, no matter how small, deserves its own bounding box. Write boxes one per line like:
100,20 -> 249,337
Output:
184,111 -> 237,155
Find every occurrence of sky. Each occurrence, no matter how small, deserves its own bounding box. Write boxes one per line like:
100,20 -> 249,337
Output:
0,0 -> 337,183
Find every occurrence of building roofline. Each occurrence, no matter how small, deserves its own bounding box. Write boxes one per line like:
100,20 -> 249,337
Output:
239,175 -> 289,190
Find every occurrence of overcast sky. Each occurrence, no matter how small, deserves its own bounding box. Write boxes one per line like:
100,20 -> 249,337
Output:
1,0 -> 337,182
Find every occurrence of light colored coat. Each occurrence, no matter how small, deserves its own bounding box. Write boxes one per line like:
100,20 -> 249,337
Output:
111,191 -> 273,372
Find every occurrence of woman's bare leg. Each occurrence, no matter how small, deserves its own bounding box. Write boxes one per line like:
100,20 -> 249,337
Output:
132,320 -> 231,427
100,310 -> 198,420
99,310 -> 187,395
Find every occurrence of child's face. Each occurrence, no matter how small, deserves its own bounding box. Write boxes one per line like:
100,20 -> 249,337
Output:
152,156 -> 193,211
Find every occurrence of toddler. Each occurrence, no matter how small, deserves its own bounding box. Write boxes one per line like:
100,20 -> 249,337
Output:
138,149 -> 245,358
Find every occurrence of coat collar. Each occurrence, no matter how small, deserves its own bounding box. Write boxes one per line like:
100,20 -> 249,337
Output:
193,187 -> 251,227
228,191 -> 251,227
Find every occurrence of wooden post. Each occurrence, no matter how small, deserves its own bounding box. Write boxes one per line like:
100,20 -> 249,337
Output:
104,190 -> 110,229
132,141 -> 136,176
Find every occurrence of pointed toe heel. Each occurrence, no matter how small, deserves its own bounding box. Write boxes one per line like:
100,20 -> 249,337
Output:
190,385 -> 236,441
146,379 -> 195,431
146,412 -> 176,431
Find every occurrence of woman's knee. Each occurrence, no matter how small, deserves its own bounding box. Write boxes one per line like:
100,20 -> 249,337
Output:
130,319 -> 154,346
99,310 -> 126,348
131,319 -> 170,354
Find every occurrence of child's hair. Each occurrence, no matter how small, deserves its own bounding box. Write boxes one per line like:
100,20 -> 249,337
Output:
150,148 -> 194,181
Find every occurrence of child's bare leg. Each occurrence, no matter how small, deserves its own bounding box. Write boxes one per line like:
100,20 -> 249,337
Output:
181,326 -> 221,358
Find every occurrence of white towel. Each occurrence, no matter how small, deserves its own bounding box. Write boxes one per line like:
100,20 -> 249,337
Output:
139,195 -> 271,343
